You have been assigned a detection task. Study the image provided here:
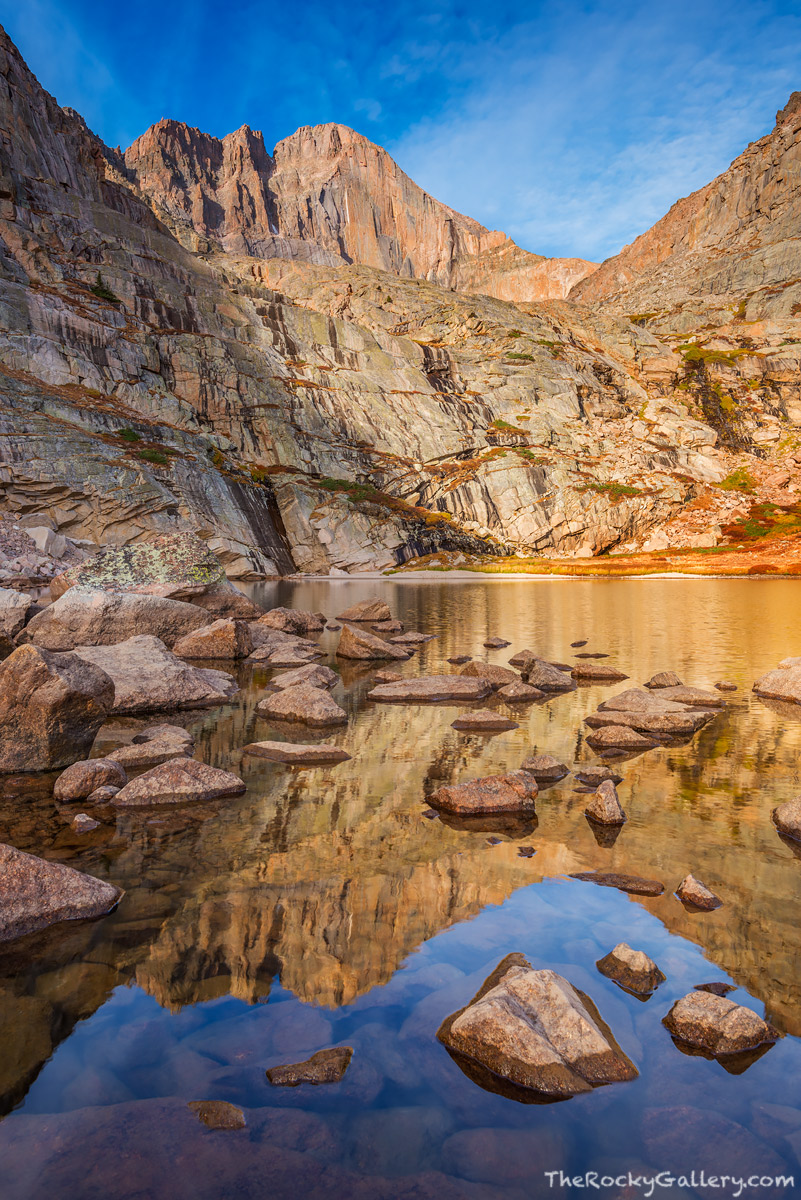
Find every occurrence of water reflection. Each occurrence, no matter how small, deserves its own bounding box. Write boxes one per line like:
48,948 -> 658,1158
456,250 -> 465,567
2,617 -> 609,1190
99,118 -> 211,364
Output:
1,579 -> 800,1196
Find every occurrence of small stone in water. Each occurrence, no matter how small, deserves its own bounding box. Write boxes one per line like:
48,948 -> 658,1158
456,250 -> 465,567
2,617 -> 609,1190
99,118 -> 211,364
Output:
486,836 -> 502,845
571,640 -> 588,647
483,637 -> 510,648
448,655 -> 472,664
71,813 -> 100,833
187,1100 -> 246,1130
266,1046 -> 353,1086
715,681 -> 738,692
676,874 -> 722,910
517,846 -> 536,857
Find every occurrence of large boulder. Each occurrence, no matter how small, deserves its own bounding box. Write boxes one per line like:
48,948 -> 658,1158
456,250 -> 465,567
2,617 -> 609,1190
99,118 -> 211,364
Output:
23,590 -> 210,651
0,842 -> 122,942
754,658 -> 801,706
256,684 -> 348,727
53,758 -> 127,801
112,757 -> 246,807
773,798 -> 801,843
71,636 -> 238,714
335,625 -> 409,661
428,771 -> 538,816
336,599 -> 391,622
458,661 -> 519,688
437,954 -> 638,1099
663,991 -> 777,1056
0,646 -> 114,773
172,619 -> 252,660
0,587 -> 32,643
257,608 -> 325,634
368,675 -> 493,703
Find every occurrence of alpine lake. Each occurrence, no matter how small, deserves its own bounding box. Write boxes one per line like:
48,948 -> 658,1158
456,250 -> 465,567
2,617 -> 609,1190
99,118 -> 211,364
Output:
1,577 -> 800,1200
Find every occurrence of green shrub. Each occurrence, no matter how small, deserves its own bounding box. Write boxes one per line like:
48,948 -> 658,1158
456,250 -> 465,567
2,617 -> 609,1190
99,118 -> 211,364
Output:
90,272 -> 120,304
139,448 -> 169,465
506,352 -> 535,362
717,468 -> 756,493
119,427 -> 141,443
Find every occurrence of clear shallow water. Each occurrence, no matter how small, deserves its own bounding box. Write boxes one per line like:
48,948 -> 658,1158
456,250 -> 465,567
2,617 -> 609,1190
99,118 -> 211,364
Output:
0,578 -> 800,1199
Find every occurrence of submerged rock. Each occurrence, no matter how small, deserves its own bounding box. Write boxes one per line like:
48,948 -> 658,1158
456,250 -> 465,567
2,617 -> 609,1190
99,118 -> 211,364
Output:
266,1047 -> 353,1086
437,954 -> 638,1099
596,943 -> 665,996
336,625 -> 409,661
53,758 -> 127,801
0,842 -> 122,942
428,771 -> 538,816
71,813 -> 100,834
112,758 -> 246,807
585,779 -> 626,826
390,631 -> 434,645
520,754 -> 569,782
242,741 -> 350,765
676,874 -> 722,910
773,798 -> 801,843
256,683 -> 348,726
23,590 -> 209,650
663,991 -> 778,1056
451,712 -> 518,733
187,1100 -> 246,1130
172,619 -> 252,660
0,645 -> 114,773
368,675 -> 492,702
570,872 -> 665,896
337,600 -> 391,622
459,661 -> 519,688
264,664 -> 338,692
72,636 -> 238,714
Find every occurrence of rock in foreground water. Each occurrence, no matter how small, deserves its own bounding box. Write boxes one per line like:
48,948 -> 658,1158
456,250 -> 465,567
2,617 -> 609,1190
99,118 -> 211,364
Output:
451,712 -> 519,733
676,874 -> 722,910
570,872 -> 665,896
337,600 -> 391,622
520,754 -> 569,782
0,842 -> 122,942
754,658 -> 801,705
112,758 -> 246,807
53,758 -> 127,801
585,725 -> 656,752
72,636 -> 238,714
256,684 -> 348,726
264,664 -> 338,692
266,1047 -> 353,1086
663,991 -> 778,1056
428,771 -> 538,816
187,1100 -> 247,1130
645,672 -> 683,689
459,661 -> 519,688
242,741 -> 351,765
585,780 -> 627,825
109,724 -> 195,768
437,954 -> 638,1099
173,619 -> 253,659
258,607 -> 325,634
23,590 -> 210,650
596,944 -> 666,995
336,625 -> 409,661
522,660 -> 575,692
497,681 -> 544,703
571,663 -> 629,682
0,645 -> 114,773
368,675 -> 492,702
773,798 -> 801,843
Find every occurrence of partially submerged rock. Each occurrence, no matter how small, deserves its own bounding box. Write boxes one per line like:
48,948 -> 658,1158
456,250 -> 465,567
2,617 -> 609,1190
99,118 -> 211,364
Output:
483,636 -> 510,648
337,600 -> 391,622
256,684 -> 348,726
368,675 -> 493,703
508,649 -> 539,668
663,991 -> 778,1056
112,757 -> 246,807
437,954 -> 638,1099
71,813 -> 100,833
585,779 -> 626,826
754,658 -> 801,706
428,771 -> 538,816
497,681 -> 544,703
242,741 -> 350,765
0,842 -> 122,942
657,685 -> 726,708
108,724 -> 194,768
72,636 -> 238,714
522,660 -> 575,692
264,664 -> 337,693
266,1047 -> 353,1086
258,607 -> 325,634
715,680 -> 738,692
451,712 -> 518,733
520,754 -> 569,782
676,874 -> 722,910
172,619 -> 252,660
645,672 -> 683,689
0,646 -> 114,773
571,664 -> 629,682
447,655 -> 472,665
584,708 -> 709,737
390,631 -> 434,645
53,758 -> 127,801
570,872 -> 665,896
574,766 -> 623,787
772,798 -> 801,843
585,725 -> 656,753
458,661 -> 519,688
596,944 -> 665,996
187,1100 -> 246,1130
373,669 -> 403,685
23,590 -> 209,650
336,625 -> 409,661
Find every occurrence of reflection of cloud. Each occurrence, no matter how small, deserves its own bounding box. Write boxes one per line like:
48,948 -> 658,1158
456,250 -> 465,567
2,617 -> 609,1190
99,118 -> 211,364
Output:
4,0 -> 801,258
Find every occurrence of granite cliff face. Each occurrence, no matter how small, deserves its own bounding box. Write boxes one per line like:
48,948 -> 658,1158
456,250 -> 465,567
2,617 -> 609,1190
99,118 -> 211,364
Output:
1,25 -> 800,574
122,119 -> 598,302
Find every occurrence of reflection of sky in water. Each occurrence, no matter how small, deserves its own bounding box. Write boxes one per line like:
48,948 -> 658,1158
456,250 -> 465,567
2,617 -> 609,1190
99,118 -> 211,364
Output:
0,579 -> 800,1198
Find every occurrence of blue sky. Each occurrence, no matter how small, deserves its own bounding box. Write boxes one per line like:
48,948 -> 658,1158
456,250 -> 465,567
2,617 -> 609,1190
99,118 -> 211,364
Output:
3,0 -> 801,261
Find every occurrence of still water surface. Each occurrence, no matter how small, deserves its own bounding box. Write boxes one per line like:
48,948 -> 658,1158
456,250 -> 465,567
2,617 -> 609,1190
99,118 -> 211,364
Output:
1,578 -> 800,1199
